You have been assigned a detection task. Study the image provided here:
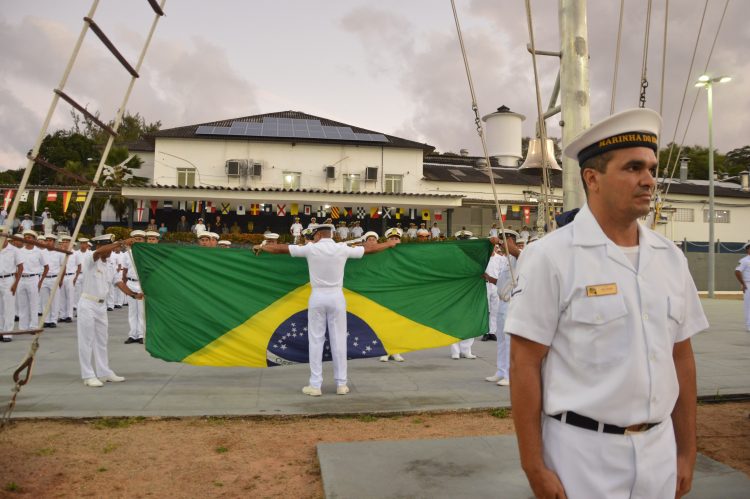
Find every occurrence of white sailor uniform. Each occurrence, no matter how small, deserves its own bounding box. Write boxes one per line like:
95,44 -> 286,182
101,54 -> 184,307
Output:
16,246 -> 46,331
736,254 -> 750,331
121,251 -> 145,341
505,203 -> 709,498
73,248 -> 91,306
493,253 -> 515,381
288,238 -> 364,389
58,252 -> 78,322
40,249 -> 64,323
76,252 -> 120,381
0,244 -> 21,339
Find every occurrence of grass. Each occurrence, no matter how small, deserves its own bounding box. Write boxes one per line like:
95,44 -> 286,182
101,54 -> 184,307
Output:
213,481 -> 224,487
97,467 -> 108,473
102,443 -> 119,454
92,416 -> 145,430
490,408 -> 510,419
4,482 -> 19,492
356,414 -> 378,423
34,447 -> 56,456
215,446 -> 229,454
411,418 -> 424,424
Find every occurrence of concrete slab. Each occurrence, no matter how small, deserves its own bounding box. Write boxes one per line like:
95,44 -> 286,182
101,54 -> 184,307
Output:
317,436 -> 750,499
0,298 -> 747,418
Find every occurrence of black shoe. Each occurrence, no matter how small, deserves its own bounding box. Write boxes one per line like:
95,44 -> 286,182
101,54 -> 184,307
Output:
123,303 -> 128,307
61,317 -> 72,323
114,305 -> 122,309
43,323 -> 57,328
488,333 -> 498,341
137,338 -> 144,344
1,337 -> 11,342
480,334 -> 491,342
124,337 -> 137,344
107,308 -> 114,311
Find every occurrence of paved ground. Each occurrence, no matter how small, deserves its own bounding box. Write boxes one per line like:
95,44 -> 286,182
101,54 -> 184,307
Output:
318,436 -> 750,499
0,298 -> 747,418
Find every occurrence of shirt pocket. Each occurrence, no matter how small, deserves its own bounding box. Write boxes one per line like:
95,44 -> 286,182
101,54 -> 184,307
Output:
666,295 -> 685,342
569,294 -> 629,367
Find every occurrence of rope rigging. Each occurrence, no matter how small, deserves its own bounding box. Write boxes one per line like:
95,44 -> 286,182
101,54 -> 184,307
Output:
610,0 -> 625,115
638,0 -> 653,108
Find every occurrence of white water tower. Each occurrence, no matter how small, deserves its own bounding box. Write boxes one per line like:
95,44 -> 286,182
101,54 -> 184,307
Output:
482,105 -> 526,167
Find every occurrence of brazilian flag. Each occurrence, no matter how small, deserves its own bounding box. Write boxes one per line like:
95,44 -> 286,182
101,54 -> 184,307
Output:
132,240 -> 491,368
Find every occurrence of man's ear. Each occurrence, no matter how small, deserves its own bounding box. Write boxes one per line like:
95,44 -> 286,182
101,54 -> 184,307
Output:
582,168 -> 599,194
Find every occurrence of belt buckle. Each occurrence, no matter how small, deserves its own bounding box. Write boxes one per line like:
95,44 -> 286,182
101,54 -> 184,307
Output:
624,423 -> 648,435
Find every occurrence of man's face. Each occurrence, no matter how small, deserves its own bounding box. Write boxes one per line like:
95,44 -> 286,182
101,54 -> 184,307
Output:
134,237 -> 145,244
180,216 -> 186,222
24,235 -> 35,248
80,242 -> 90,252
146,236 -> 159,244
417,234 -> 429,241
388,236 -> 401,243
209,239 -> 218,247
365,236 -> 377,243
198,237 -> 210,247
584,147 -> 657,221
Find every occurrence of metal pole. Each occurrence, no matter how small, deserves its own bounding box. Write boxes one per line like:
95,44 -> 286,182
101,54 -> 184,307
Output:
707,82 -> 715,298
559,0 -> 590,211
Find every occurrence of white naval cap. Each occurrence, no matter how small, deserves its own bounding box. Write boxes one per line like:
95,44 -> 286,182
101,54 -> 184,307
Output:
77,237 -> 90,243
416,228 -> 430,236
217,240 -> 232,247
92,233 -> 115,243
130,229 -> 146,238
196,231 -> 212,239
384,227 -> 403,239
563,108 -> 662,165
208,232 -> 220,240
45,234 -> 58,241
22,229 -> 38,238
363,231 -> 379,240
310,224 -> 335,234
37,235 -> 47,241
144,230 -> 161,238
497,229 -> 519,239
263,232 -> 279,240
742,242 -> 750,250
59,235 -> 72,241
454,230 -> 473,239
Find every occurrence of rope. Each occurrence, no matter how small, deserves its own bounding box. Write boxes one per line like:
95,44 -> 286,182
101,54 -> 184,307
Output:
610,0 -> 625,115
638,0 -> 653,108
524,0 -> 555,233
449,0 -> 516,285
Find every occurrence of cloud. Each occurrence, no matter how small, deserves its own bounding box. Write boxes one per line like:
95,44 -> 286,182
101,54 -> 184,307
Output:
0,15 -> 259,171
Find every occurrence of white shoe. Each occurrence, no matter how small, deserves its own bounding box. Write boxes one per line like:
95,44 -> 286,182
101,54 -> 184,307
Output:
392,354 -> 405,362
99,374 -> 125,383
451,354 -> 460,360
83,377 -> 104,387
379,355 -> 389,362
497,378 -> 510,386
336,385 -> 350,395
485,375 -> 501,382
462,353 -> 477,359
302,385 -> 322,397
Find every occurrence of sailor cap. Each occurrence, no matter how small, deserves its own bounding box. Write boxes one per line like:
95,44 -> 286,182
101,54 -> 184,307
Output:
45,234 -> 58,241
454,230 -> 473,239
196,231 -> 212,239
363,231 -> 379,240
22,229 -> 38,238
742,242 -> 750,250
77,237 -> 90,243
263,232 -> 280,240
384,227 -> 403,239
208,232 -> 220,240
416,228 -> 430,236
563,108 -> 662,166
310,224 -> 335,234
217,240 -> 232,247
144,231 -> 161,238
130,230 -> 146,238
497,229 -> 519,239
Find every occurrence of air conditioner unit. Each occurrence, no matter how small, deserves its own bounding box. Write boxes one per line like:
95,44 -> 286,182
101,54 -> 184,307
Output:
325,165 -> 336,180
250,162 -> 262,178
225,160 -> 243,177
365,166 -> 378,181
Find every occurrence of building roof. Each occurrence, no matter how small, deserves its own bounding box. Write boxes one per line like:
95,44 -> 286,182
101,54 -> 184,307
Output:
120,139 -> 155,153
149,110 -> 435,152
660,179 -> 750,199
130,184 -> 462,199
423,153 -> 563,188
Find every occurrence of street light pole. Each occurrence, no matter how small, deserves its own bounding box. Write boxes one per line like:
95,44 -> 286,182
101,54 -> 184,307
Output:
695,74 -> 731,298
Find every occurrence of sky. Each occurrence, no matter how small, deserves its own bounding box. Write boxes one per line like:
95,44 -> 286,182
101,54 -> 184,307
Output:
1,0 -> 748,172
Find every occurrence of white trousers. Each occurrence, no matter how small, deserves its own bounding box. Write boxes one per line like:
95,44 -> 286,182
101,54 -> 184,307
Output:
0,277 -> 16,337
450,338 -> 474,356
16,276 -> 39,331
76,298 -> 115,379
74,277 -> 83,312
542,415 -> 676,499
744,288 -> 750,331
495,300 -> 510,378
307,288 -> 347,389
58,277 -> 75,319
487,284 -> 499,334
40,276 -> 60,322
115,286 -> 126,306
127,280 -> 145,339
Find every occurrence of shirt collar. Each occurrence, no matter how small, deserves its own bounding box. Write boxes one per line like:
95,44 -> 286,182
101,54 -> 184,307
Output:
572,203 -> 668,250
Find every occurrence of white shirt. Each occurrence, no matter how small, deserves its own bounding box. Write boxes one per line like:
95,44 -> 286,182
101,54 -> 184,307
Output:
121,251 -> 139,281
505,203 -> 709,427
336,227 -> 349,240
350,226 -> 363,238
489,228 -> 499,238
0,245 -> 21,276
17,247 -> 46,275
288,238 -> 364,288
41,211 -> 51,220
290,223 -> 303,236
406,228 -> 417,239
63,252 -> 78,274
42,218 -> 55,231
42,250 -> 64,275
80,252 -> 120,301
519,229 -> 530,240
21,219 -> 33,231
74,249 -> 90,275
736,255 -> 750,285
193,223 -> 206,234
430,227 -> 441,238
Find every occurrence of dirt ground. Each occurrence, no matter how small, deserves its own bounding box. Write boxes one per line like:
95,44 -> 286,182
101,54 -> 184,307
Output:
0,402 -> 747,498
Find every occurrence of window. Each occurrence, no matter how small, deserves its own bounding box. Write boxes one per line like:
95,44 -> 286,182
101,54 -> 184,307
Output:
384,174 -> 403,194
673,208 -> 694,222
343,173 -> 361,192
177,167 -> 196,187
282,172 -> 301,190
703,209 -> 730,223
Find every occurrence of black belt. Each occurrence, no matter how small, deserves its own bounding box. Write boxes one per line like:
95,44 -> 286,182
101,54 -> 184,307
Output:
45,274 -> 58,278
21,273 -> 40,277
0,273 -> 14,278
65,272 -> 75,275
128,278 -> 139,282
550,411 -> 660,435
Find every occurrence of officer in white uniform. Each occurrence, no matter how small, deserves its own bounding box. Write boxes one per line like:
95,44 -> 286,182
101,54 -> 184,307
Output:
16,230 -> 47,331
336,222 -> 349,241
430,223 -> 441,239
481,244 -> 501,342
257,224 -> 397,396
406,223 -> 417,239
290,217 -> 303,244
506,109 -> 709,499
121,230 -> 146,344
380,228 -> 406,363
57,236 -> 77,323
40,234 -> 64,327
735,242 -> 750,332
77,236 -> 134,387
73,238 -> 92,308
0,229 -> 22,341
350,221 -> 363,239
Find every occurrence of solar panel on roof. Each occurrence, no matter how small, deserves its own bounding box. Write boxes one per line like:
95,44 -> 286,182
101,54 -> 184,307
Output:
195,125 -> 215,135
195,117 -> 389,143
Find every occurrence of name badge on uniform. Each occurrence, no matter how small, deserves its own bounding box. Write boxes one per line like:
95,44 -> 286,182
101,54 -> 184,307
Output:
586,283 -> 618,297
